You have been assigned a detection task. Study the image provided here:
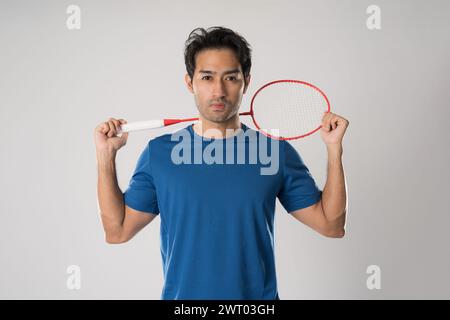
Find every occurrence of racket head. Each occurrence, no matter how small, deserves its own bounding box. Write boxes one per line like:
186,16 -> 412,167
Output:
249,79 -> 331,140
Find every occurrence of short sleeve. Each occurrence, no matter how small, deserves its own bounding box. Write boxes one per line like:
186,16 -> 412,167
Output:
277,141 -> 322,213
123,142 -> 159,214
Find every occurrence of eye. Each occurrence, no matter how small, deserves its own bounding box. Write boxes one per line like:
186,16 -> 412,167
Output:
201,75 -> 212,80
226,76 -> 237,81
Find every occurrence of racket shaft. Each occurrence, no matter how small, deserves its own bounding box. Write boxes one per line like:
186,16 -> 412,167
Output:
118,120 -> 165,133
117,112 -> 251,134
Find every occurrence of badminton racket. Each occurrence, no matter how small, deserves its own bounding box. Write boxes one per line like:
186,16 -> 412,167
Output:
117,79 -> 330,140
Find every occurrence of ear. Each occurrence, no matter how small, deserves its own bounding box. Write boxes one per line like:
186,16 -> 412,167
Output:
184,74 -> 194,93
243,74 -> 251,94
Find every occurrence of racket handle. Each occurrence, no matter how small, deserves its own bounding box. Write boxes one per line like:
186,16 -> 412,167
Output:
117,120 -> 165,133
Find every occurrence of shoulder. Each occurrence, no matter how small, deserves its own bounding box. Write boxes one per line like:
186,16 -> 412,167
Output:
280,139 -> 306,156
149,126 -> 190,146
280,140 -> 307,167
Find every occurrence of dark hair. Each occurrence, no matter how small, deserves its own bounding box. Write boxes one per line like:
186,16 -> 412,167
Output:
184,26 -> 252,84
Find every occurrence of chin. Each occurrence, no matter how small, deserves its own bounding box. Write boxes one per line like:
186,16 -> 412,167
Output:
205,117 -> 228,124
199,111 -> 229,123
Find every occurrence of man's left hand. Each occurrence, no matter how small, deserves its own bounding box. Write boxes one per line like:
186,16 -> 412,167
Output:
320,112 -> 349,146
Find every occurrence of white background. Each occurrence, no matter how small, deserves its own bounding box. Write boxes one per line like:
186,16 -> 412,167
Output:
0,0 -> 449,299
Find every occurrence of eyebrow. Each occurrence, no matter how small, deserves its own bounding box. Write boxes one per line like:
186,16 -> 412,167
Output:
198,69 -> 241,75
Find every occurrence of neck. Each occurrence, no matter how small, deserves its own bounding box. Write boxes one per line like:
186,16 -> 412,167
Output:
193,114 -> 241,139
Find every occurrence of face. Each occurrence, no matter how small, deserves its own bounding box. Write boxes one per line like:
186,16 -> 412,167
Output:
185,48 -> 251,124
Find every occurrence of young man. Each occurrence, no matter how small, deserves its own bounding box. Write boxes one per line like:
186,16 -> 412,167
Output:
94,27 -> 349,300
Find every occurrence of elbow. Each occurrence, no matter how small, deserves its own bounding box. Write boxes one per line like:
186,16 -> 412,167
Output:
105,232 -> 128,244
105,237 -> 128,244
322,211 -> 346,238
329,228 -> 345,238
105,238 -> 123,244
320,225 -> 345,238
324,228 -> 345,238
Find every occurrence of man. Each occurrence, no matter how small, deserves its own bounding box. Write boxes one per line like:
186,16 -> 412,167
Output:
94,26 -> 349,300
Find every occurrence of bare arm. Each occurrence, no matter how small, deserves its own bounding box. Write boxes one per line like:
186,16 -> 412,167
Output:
290,113 -> 349,238
290,145 -> 347,238
96,150 -> 125,243
321,145 -> 347,224
95,118 -> 157,244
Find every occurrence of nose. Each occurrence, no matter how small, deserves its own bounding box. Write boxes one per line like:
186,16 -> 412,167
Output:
212,79 -> 226,100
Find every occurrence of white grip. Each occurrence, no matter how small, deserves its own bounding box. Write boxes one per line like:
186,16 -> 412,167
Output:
117,120 -> 165,133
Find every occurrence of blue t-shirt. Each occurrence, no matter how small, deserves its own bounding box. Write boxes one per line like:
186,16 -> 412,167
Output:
124,123 -> 322,300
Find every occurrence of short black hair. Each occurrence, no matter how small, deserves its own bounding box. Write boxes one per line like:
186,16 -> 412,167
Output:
184,26 -> 252,84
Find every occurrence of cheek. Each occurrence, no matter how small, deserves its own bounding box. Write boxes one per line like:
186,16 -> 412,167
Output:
197,91 -> 208,103
193,85 -> 208,98
230,87 -> 244,101
194,91 -> 209,107
232,83 -> 244,95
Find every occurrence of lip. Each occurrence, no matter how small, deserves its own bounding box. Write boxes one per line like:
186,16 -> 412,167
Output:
210,104 -> 225,110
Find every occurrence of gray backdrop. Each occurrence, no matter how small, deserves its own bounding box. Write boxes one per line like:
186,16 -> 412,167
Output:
1,0 -> 449,299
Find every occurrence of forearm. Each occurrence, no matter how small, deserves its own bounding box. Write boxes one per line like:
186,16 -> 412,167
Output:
322,144 -> 347,224
96,150 -> 125,240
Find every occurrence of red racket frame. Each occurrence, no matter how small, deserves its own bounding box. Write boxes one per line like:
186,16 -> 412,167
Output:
163,79 -> 331,141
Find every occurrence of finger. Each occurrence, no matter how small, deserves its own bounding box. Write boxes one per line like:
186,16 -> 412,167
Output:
326,119 -> 332,131
333,116 -> 344,130
323,111 -> 334,124
101,122 -> 110,134
96,122 -> 107,134
106,121 -> 116,137
120,131 -> 129,141
118,119 -> 127,131
323,117 -> 331,131
108,117 -> 120,132
330,117 -> 338,130
111,119 -> 121,132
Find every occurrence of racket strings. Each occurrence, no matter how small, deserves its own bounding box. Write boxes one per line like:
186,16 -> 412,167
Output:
251,81 -> 328,139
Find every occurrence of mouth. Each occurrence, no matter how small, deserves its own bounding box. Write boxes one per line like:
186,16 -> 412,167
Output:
210,103 -> 225,111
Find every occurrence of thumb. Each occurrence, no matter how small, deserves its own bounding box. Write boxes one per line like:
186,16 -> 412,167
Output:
116,130 -> 128,142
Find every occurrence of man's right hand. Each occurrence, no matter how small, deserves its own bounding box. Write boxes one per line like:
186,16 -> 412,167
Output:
94,118 -> 128,155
